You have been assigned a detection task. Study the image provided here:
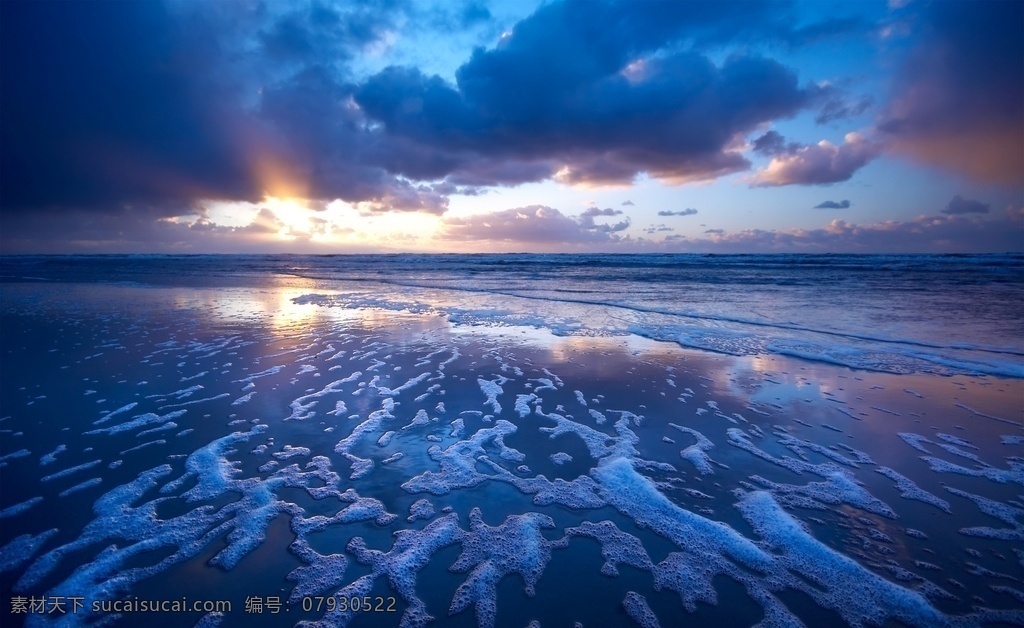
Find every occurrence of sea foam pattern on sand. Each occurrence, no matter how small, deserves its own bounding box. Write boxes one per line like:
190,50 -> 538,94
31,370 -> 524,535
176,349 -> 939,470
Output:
0,255 -> 1022,626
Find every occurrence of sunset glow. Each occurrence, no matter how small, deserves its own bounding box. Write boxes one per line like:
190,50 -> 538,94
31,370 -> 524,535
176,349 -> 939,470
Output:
0,0 -> 1020,253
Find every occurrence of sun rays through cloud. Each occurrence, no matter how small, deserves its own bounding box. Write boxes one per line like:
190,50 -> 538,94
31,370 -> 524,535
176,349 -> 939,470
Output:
0,0 -> 1020,253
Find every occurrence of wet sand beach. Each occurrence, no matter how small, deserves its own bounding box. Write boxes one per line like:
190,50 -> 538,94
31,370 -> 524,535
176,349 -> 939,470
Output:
1,258 -> 1022,626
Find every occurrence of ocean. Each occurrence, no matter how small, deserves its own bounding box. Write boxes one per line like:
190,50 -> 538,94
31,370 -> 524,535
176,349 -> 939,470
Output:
0,254 -> 1021,627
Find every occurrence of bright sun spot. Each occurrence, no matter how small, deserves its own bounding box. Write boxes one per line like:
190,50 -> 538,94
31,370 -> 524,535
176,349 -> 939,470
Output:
262,196 -> 315,237
198,195 -> 448,250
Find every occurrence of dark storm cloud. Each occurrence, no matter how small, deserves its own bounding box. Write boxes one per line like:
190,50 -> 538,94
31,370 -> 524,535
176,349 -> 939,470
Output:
814,200 -> 851,209
942,195 -> 989,215
0,0 -> 914,252
878,0 -> 1024,184
658,209 -> 698,216
0,0 -> 257,212
0,0 -> 422,219
258,1 -> 397,64
445,159 -> 558,187
356,52 -> 808,184
243,43 -> 463,208
354,0 -> 813,185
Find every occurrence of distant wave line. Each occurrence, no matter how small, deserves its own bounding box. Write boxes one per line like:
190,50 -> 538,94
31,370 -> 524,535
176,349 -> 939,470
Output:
284,272 -> 1024,358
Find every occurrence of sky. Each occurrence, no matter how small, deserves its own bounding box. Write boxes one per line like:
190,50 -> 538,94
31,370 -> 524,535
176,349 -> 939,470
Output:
1,0 -> 1022,254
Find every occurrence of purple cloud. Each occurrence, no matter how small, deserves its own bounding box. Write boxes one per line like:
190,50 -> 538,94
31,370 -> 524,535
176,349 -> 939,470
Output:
814,200 -> 851,209
643,224 -> 674,234
659,208 -> 1024,253
580,207 -> 622,217
751,132 -> 880,186
751,130 -> 793,156
356,180 -> 450,215
942,195 -> 989,215
441,205 -> 628,245
577,207 -> 631,232
658,208 -> 698,216
434,206 -> 1024,253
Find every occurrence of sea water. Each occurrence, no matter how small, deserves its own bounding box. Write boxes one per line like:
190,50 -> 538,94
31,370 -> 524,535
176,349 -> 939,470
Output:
0,254 -> 1021,627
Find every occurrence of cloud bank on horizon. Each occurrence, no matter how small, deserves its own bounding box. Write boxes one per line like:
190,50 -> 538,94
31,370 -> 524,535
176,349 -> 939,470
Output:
0,0 -> 1021,253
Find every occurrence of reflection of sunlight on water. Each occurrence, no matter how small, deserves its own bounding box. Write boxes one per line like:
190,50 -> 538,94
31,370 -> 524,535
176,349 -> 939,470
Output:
621,334 -> 683,358
270,289 -> 322,332
271,291 -> 440,337
748,355 -> 772,374
445,320 -> 557,347
168,288 -> 363,336
445,321 -> 684,364
548,335 -> 600,363
750,377 -> 819,406
447,323 -> 599,362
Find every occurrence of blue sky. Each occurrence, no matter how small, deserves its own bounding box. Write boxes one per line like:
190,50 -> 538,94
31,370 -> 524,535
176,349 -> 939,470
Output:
1,0 -> 1021,253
